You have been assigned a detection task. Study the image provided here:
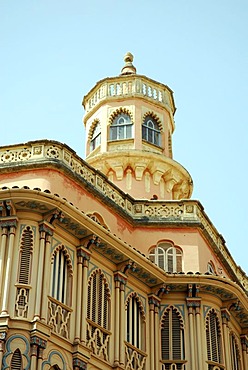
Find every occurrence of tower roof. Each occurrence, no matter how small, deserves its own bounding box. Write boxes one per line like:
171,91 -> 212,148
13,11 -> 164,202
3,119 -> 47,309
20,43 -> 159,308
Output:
120,52 -> 137,75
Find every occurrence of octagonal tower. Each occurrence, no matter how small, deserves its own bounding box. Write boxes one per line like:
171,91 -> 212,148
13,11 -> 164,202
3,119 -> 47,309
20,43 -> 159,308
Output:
82,53 -> 193,200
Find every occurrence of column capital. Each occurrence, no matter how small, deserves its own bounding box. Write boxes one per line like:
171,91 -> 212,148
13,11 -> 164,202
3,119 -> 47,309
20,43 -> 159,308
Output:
73,358 -> 87,370
186,298 -> 201,308
148,294 -> 161,308
221,308 -> 230,322
30,335 -> 47,349
0,216 -> 18,229
114,271 -> 127,285
39,221 -> 54,236
240,335 -> 248,349
77,245 -> 91,261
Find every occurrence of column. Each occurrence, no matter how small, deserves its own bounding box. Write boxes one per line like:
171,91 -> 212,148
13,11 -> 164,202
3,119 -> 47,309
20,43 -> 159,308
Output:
1,223 -> 17,315
0,226 -> 8,298
188,305 -> 196,370
113,272 -> 121,365
80,249 -> 91,343
221,308 -> 231,370
30,344 -> 38,370
30,336 -> 47,370
154,297 -> 161,369
195,304 -> 203,370
241,335 -> 248,370
119,276 -> 126,366
74,247 -> 83,342
34,225 -> 46,320
0,332 -> 7,369
40,223 -> 54,322
148,295 -> 161,370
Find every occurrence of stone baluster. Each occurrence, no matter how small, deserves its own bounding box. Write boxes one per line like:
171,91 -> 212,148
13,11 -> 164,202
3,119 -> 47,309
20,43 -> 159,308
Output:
221,308 -> 231,370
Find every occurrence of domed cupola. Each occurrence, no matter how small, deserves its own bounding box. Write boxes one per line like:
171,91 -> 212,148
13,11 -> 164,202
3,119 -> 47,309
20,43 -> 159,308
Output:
82,53 -> 193,200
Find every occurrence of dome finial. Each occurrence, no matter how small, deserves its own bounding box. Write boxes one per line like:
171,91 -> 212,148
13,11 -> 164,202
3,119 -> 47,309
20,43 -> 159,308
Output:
120,52 -> 137,75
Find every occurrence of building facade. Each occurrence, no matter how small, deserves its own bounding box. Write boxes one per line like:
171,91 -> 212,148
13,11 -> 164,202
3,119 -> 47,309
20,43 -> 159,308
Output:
0,53 -> 247,370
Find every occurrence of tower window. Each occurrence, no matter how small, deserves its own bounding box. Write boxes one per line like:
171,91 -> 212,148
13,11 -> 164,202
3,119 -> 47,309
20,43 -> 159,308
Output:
90,122 -> 101,151
142,115 -> 161,146
110,113 -> 133,141
149,242 -> 182,272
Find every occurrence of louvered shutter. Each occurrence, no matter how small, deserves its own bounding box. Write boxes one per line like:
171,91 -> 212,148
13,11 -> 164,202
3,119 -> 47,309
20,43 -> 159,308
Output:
10,349 -> 22,370
19,227 -> 33,284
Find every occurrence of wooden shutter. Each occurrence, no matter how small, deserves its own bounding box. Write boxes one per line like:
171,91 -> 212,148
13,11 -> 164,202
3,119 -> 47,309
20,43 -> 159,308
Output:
10,349 -> 22,370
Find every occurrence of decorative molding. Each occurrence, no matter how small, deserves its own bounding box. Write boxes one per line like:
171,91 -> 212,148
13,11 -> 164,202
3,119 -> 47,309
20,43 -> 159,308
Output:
0,140 -> 247,291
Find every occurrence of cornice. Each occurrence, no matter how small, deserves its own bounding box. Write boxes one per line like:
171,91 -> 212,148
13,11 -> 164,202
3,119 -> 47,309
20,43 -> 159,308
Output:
0,140 -> 247,293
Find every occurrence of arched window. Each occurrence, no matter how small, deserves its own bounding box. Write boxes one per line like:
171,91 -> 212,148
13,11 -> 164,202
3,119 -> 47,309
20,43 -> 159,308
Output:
206,309 -> 223,367
149,242 -> 183,272
87,270 -> 110,361
207,261 -> 216,274
18,226 -> 33,284
142,115 -> 161,146
110,113 -> 133,141
90,121 -> 101,151
10,348 -> 22,370
161,306 -> 185,368
126,294 -> 145,350
230,333 -> 241,370
125,293 -> 146,370
51,246 -> 72,306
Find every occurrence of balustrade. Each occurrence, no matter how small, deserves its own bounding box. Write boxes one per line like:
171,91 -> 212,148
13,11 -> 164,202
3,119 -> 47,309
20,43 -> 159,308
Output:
85,76 -> 170,114
86,319 -> 110,362
125,342 -> 147,370
161,361 -> 186,370
47,296 -> 71,339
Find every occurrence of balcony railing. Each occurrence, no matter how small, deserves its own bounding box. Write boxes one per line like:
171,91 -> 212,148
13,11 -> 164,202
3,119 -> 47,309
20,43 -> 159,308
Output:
161,360 -> 187,370
83,76 -> 175,116
86,319 -> 111,362
125,341 -> 147,370
48,296 -> 72,339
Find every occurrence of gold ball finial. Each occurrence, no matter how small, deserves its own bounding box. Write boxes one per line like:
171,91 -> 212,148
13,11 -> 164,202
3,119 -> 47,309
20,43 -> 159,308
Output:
120,52 -> 136,75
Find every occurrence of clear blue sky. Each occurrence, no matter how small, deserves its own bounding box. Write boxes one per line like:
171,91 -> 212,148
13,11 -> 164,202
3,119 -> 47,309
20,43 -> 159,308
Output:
1,1 -> 248,272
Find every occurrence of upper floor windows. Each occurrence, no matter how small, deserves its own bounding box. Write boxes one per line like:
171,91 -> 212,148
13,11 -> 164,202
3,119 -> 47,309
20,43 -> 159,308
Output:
126,293 -> 145,350
87,269 -> 111,361
149,242 -> 183,273
51,246 -> 72,306
142,115 -> 161,146
18,226 -> 34,285
161,306 -> 185,367
230,333 -> 241,370
206,309 -> 223,367
110,113 -> 133,141
90,121 -> 101,151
